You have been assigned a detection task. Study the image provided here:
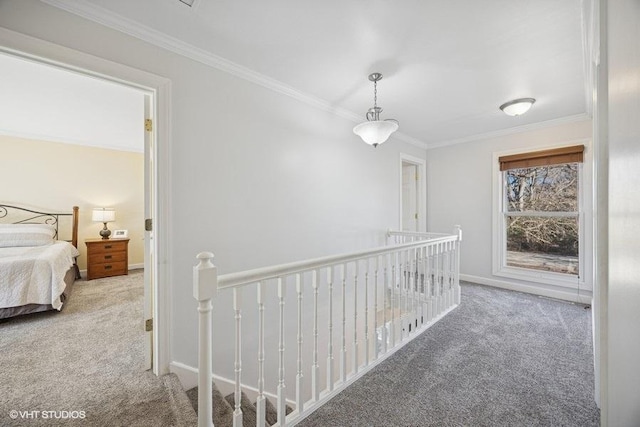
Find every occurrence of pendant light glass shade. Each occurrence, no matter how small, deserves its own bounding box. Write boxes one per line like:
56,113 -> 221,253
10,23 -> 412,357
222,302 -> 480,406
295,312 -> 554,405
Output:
354,73 -> 398,147
353,120 -> 399,147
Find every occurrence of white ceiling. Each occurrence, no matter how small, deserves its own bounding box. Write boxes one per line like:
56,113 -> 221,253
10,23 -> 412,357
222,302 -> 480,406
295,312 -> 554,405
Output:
0,53 -> 144,152
19,0 -> 589,149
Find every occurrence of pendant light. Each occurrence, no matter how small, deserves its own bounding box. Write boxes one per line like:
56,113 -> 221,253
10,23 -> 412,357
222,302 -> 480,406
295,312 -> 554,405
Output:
353,73 -> 399,147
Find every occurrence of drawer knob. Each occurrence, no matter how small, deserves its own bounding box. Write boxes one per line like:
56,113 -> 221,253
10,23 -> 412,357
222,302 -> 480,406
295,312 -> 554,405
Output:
105,245 -> 112,249
105,255 -> 112,259
105,265 -> 112,270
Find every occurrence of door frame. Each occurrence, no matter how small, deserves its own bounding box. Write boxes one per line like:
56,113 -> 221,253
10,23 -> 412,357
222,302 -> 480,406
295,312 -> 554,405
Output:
0,28 -> 172,376
399,153 -> 427,232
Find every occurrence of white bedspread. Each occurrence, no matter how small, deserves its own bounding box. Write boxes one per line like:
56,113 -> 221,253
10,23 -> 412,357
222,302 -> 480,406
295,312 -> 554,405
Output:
0,242 -> 79,310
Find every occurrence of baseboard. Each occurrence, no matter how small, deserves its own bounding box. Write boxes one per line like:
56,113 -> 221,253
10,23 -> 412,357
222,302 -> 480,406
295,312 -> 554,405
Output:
169,361 -> 296,407
460,274 -> 593,304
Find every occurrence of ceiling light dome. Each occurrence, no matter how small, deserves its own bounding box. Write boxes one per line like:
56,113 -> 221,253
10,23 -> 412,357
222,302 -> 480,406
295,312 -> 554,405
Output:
499,98 -> 536,116
353,73 -> 399,147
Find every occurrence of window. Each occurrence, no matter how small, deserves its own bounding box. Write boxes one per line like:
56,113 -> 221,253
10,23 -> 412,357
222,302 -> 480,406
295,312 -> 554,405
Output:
495,145 -> 585,284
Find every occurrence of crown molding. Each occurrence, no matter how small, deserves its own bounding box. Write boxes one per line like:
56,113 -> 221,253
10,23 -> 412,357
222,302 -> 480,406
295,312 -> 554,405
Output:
389,131 -> 430,149
40,0 -> 429,150
427,113 -> 592,150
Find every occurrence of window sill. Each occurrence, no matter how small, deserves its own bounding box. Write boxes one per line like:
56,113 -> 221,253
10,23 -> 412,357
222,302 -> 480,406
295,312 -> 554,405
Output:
493,266 -> 588,290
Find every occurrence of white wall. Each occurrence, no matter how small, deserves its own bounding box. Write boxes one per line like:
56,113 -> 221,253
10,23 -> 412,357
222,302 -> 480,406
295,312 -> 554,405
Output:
604,0 -> 640,424
0,135 -> 145,270
0,0 -> 426,394
426,120 -> 593,301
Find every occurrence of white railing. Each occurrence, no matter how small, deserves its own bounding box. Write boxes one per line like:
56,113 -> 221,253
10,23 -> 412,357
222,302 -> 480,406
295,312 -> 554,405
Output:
193,227 -> 462,427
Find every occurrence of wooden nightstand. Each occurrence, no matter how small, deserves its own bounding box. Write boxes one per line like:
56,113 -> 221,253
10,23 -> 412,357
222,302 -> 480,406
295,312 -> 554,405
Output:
85,238 -> 129,280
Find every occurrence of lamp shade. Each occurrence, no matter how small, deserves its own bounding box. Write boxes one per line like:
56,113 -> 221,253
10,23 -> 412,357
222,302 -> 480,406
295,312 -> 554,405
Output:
353,120 -> 399,147
92,208 -> 115,223
499,98 -> 536,116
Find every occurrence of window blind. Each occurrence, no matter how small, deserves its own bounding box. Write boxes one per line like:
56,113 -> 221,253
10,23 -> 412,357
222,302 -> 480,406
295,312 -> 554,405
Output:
499,145 -> 584,171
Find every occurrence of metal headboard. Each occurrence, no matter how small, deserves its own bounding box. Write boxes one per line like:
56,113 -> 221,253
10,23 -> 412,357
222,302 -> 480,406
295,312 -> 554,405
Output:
0,204 -> 79,248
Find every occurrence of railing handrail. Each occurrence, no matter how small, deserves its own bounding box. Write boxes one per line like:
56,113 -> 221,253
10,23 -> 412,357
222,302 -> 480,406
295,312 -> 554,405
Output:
386,229 -> 451,238
194,226 -> 462,427
218,233 -> 459,289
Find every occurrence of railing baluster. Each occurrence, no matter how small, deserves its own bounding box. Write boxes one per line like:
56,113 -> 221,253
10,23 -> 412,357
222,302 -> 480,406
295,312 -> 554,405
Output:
406,249 -> 411,336
403,249 -> 409,339
340,263 -> 347,383
277,277 -> 287,426
353,260 -> 359,375
442,243 -> 448,310
411,247 -> 416,332
256,282 -> 266,427
410,248 -> 415,332
311,269 -> 320,402
438,242 -> 443,315
436,243 -> 441,314
364,258 -> 370,367
233,288 -> 243,427
444,243 -> 449,310
398,250 -> 404,341
430,243 -> 436,318
454,225 -> 462,305
421,246 -> 427,324
295,274 -> 304,414
416,246 -> 422,325
382,254 -> 388,354
390,252 -> 397,348
373,256 -> 379,360
193,253 -> 216,427
426,244 -> 433,322
327,266 -> 334,391
447,242 -> 453,307
411,248 -> 422,328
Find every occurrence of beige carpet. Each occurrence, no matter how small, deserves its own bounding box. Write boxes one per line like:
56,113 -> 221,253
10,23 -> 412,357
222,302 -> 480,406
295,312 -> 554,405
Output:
0,271 -> 195,426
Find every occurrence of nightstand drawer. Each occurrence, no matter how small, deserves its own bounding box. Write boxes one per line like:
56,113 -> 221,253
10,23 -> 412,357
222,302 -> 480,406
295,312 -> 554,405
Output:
88,240 -> 128,254
89,251 -> 127,264
89,261 -> 127,278
85,238 -> 130,280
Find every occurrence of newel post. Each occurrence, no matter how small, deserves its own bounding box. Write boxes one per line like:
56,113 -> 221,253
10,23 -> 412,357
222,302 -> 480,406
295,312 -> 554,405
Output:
453,225 -> 462,305
194,252 -> 217,427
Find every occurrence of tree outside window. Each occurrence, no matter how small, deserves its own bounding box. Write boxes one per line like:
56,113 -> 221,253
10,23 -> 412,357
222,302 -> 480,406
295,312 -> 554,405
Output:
504,164 -> 579,275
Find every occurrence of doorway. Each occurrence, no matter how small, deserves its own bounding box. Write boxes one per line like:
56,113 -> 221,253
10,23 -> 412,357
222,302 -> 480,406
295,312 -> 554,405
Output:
400,154 -> 426,232
0,45 -> 163,373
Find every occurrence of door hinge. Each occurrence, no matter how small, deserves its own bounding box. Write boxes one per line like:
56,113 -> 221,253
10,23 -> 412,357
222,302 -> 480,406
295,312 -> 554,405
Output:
145,218 -> 153,231
415,172 -> 419,181
415,213 -> 418,219
145,118 -> 153,132
145,318 -> 153,332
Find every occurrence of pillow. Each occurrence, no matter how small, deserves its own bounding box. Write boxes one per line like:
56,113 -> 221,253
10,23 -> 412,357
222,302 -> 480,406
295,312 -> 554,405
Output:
0,223 -> 56,248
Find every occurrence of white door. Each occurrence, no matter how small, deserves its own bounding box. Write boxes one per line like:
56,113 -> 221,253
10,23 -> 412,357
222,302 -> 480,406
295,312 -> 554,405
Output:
143,93 -> 154,370
402,163 -> 418,231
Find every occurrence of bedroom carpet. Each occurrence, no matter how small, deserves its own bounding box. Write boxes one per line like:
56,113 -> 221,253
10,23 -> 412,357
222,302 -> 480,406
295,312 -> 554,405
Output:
299,282 -> 600,427
0,271 -> 196,427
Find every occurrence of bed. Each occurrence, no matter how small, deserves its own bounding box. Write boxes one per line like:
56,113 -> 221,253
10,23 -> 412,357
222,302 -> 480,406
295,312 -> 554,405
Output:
0,204 -> 80,320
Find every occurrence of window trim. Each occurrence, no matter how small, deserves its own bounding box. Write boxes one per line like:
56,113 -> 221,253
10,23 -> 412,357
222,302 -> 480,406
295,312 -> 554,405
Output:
492,141 -> 592,290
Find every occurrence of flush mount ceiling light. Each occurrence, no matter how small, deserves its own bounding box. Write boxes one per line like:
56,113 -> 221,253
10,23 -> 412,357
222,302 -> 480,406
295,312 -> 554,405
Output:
353,73 -> 399,147
499,98 -> 536,116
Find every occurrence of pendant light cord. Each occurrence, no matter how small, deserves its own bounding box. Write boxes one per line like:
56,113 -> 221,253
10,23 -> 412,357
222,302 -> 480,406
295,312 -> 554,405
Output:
373,79 -> 378,109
